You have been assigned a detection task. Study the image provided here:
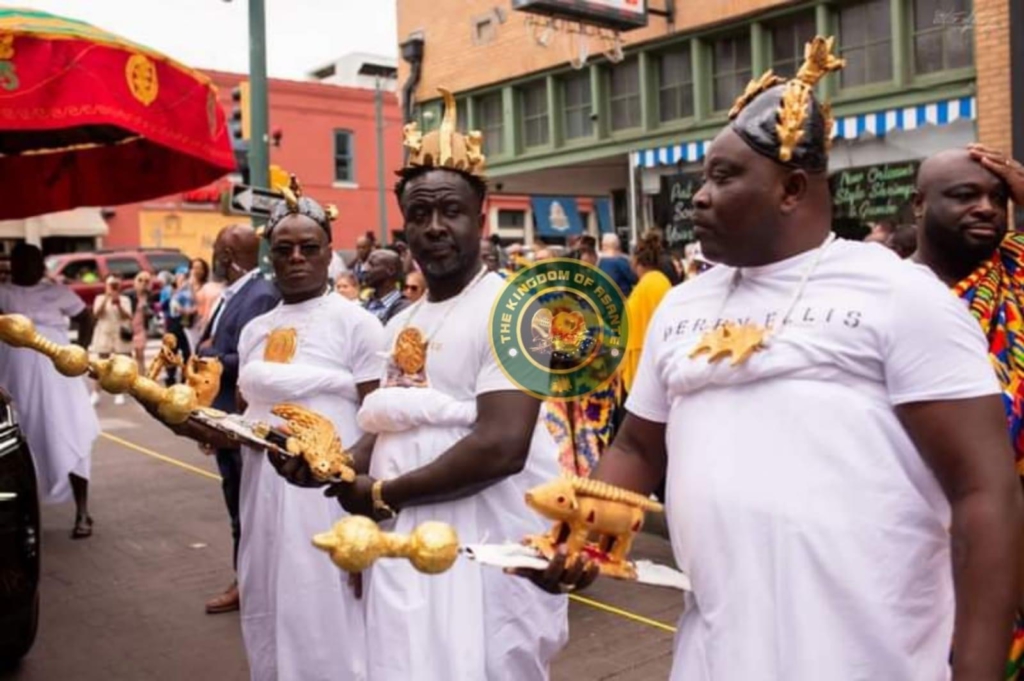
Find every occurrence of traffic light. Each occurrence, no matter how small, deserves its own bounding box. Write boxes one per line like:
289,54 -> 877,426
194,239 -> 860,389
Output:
229,82 -> 251,184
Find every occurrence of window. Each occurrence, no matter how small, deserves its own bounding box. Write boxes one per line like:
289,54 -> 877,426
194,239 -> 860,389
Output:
59,259 -> 99,282
456,99 -> 469,133
520,82 -> 549,148
497,210 -> 526,229
913,0 -> 973,74
473,16 -> 496,45
562,72 -> 593,140
839,0 -> 893,88
478,93 -> 504,155
333,130 -> 354,183
105,257 -> 142,279
658,46 -> 694,122
608,59 -> 641,130
770,13 -> 818,78
712,34 -> 752,112
146,253 -> 190,274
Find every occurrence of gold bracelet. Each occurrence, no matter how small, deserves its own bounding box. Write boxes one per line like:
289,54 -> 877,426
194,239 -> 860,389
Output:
372,479 -> 397,518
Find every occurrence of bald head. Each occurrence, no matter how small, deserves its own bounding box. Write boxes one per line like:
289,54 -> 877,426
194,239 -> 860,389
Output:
213,224 -> 261,283
364,248 -> 402,289
914,147 -> 1009,283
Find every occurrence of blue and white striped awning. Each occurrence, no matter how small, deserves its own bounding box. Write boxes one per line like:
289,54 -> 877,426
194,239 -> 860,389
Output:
635,96 -> 977,169
635,140 -> 711,169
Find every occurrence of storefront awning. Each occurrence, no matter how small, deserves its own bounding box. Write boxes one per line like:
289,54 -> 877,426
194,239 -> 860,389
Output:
530,196 -> 584,238
0,208 -> 108,245
634,96 -> 977,169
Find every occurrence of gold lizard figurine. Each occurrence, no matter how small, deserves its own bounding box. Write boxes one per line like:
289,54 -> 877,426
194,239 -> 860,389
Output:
272,403 -> 356,482
524,476 -> 664,580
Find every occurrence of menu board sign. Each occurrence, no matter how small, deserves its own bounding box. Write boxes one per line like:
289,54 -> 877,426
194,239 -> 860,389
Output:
659,173 -> 702,248
831,161 -> 919,223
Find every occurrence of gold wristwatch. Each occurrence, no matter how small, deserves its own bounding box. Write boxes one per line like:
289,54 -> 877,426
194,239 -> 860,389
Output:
372,479 -> 397,519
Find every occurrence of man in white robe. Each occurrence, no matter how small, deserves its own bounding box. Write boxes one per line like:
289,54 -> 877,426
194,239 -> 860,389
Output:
320,97 -> 568,680
534,37 -> 1023,681
226,187 -> 384,680
0,243 -> 99,538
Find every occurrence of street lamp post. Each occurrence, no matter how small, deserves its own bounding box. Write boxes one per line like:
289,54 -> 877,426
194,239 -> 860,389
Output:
375,75 -> 388,245
246,0 -> 271,270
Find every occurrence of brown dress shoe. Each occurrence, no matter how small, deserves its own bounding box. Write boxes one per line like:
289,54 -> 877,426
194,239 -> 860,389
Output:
205,581 -> 240,614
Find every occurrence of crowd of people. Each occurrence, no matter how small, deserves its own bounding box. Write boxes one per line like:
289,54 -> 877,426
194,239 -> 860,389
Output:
5,33 -> 1024,681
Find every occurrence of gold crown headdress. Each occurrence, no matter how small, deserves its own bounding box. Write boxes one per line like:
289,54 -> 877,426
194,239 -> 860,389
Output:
729,36 -> 845,163
265,174 -> 338,237
402,88 -> 486,177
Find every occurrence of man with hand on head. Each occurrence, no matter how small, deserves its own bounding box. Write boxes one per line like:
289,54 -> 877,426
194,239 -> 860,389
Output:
913,146 -> 1024,677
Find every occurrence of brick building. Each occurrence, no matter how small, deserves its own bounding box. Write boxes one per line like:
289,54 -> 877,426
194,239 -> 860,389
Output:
102,67 -> 404,260
397,0 -> 1017,250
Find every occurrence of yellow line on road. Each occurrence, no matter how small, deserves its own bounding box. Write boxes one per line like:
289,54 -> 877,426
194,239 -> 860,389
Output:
569,594 -> 677,633
101,430 -> 679,634
100,432 -> 221,482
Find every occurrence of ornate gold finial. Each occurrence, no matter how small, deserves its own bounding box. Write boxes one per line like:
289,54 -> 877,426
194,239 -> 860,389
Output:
438,87 -> 457,167
729,70 -> 786,120
821,100 -> 836,152
776,80 -> 811,163
313,516 -> 460,574
278,174 -> 302,211
0,33 -> 14,61
402,87 -> 487,177
796,36 -> 846,88
0,314 -> 198,424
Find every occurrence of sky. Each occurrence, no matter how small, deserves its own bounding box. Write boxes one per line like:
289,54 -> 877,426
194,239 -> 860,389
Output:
11,0 -> 398,79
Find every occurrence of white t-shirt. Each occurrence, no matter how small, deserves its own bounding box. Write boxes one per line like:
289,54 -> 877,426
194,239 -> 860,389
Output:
238,292 -> 385,388
626,239 -> 998,681
382,272 -> 515,398
0,282 -> 85,334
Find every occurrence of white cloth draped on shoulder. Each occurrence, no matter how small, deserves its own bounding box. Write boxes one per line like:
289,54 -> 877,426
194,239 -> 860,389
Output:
0,283 -> 98,504
234,294 -> 386,681
359,385 -> 568,681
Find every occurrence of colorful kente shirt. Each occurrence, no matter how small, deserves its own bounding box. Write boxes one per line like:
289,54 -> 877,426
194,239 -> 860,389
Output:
543,378 -> 618,477
953,232 -> 1024,470
951,232 -> 1024,681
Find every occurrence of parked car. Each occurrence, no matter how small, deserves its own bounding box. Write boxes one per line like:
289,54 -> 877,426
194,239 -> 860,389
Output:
0,390 -> 39,668
45,248 -> 190,307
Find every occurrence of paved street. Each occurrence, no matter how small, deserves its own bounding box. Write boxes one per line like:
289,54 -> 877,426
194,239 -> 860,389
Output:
2,396 -> 683,680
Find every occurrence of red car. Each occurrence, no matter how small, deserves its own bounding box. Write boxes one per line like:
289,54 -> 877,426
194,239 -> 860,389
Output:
44,248 -> 191,307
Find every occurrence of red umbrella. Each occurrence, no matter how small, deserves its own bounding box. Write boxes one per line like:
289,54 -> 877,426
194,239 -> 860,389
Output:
0,7 -> 236,219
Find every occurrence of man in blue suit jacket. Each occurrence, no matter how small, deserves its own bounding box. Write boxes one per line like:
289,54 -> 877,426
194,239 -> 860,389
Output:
197,224 -> 280,614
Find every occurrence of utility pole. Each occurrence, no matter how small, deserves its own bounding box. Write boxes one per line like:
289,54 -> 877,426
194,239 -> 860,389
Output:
375,75 -> 388,245
247,0 -> 271,269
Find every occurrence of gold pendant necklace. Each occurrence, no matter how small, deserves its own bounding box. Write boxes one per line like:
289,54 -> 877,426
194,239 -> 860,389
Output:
689,233 -> 836,367
391,267 -> 488,381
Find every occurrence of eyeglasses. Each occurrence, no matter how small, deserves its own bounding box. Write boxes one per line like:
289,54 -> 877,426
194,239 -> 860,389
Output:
404,285 -> 422,293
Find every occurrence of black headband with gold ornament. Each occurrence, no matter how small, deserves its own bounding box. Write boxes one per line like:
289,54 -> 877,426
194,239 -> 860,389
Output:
728,36 -> 845,172
264,174 -> 338,239
401,88 -> 486,178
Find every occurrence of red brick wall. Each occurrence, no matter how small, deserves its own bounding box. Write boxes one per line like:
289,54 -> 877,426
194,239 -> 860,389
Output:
397,0 -> 796,98
973,0 -> 1012,154
104,70 -> 404,251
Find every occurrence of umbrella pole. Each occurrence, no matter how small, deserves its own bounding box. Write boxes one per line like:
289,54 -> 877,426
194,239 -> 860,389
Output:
248,0 -> 272,271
